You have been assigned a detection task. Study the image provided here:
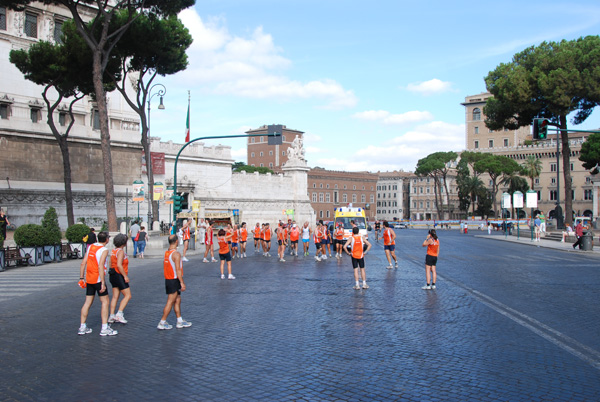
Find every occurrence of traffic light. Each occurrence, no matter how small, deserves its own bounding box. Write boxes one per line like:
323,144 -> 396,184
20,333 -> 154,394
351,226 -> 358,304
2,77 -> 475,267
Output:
173,195 -> 184,214
267,124 -> 283,145
533,118 -> 549,140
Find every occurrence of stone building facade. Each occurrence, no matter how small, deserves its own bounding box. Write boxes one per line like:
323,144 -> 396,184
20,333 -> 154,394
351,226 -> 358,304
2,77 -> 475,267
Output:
462,92 -> 594,219
307,168 -> 377,221
375,171 -> 411,221
246,125 -> 304,173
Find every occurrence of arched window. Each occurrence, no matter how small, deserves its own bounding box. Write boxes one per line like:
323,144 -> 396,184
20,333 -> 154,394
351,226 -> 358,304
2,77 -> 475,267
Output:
473,108 -> 481,121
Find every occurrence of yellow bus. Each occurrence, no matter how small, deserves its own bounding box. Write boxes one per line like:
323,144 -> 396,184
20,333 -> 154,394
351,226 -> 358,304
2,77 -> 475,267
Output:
333,206 -> 369,239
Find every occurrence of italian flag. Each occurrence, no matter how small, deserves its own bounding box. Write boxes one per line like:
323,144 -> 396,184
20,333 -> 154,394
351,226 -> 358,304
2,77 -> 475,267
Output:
185,101 -> 190,143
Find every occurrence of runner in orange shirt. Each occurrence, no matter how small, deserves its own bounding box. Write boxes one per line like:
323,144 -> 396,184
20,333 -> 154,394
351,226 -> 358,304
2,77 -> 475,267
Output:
252,223 -> 261,253
240,222 -> 248,258
181,220 -> 191,262
108,234 -> 131,325
422,229 -> 440,290
289,224 -> 300,257
343,226 -> 372,290
334,223 -> 345,258
231,224 -> 240,259
158,234 -> 191,329
314,221 -> 324,261
217,229 -> 235,279
263,223 -> 272,257
277,223 -> 287,262
382,221 -> 398,269
203,221 -> 217,263
78,231 -> 116,336
322,223 -> 332,258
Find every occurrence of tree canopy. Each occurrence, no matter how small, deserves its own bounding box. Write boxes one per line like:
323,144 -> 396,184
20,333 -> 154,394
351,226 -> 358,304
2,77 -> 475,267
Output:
483,35 -> 600,225
580,133 -> 600,174
415,151 -> 458,219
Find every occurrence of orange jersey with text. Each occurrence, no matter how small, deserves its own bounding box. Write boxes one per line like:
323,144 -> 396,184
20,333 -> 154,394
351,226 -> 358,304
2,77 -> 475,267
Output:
427,239 -> 440,257
163,249 -> 180,279
241,228 -> 248,241
218,237 -> 230,254
350,235 -> 364,259
110,248 -> 129,276
335,228 -> 345,240
86,244 -> 107,284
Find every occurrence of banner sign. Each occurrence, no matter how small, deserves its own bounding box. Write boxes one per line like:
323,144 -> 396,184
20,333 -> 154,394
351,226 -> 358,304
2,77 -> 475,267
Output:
132,180 -> 144,202
153,182 -> 164,201
165,186 -> 174,204
141,151 -> 166,175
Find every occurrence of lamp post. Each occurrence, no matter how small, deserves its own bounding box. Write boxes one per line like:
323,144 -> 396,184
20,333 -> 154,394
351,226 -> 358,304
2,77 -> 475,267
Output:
146,83 -> 166,228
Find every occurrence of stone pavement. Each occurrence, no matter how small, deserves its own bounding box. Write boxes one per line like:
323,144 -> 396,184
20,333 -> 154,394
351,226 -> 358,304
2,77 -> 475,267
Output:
1,230 -> 599,401
475,230 -> 600,254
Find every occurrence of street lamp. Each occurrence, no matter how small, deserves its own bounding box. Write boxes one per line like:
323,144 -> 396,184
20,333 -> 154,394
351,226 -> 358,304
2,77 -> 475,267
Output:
147,83 -> 167,227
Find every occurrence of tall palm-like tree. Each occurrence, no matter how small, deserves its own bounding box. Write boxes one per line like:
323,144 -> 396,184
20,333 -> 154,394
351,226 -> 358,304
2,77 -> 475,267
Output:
522,155 -> 543,190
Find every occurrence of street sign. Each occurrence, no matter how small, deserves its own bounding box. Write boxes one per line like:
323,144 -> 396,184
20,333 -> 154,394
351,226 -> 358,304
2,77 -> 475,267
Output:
526,190 -> 538,208
513,191 -> 524,209
501,192 -> 511,209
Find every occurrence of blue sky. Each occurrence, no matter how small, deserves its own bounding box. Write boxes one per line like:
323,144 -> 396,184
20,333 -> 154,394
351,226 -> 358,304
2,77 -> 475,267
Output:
152,0 -> 600,172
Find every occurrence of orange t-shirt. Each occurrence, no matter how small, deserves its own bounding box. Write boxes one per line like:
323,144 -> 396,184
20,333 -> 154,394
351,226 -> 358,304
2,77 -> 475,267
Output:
335,228 -> 344,240
232,230 -> 239,243
383,228 -> 395,246
86,244 -> 107,284
350,235 -> 364,259
290,228 -> 299,241
263,228 -> 271,241
110,248 -> 129,276
241,228 -> 248,241
427,239 -> 440,256
218,237 -> 230,254
183,226 -> 190,241
277,229 -> 285,241
163,249 -> 179,279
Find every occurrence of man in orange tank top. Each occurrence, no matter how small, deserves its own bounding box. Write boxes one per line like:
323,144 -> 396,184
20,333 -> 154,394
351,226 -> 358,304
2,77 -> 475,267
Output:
182,220 -> 191,262
263,223 -> 272,257
158,234 -> 191,330
334,223 -> 345,258
382,221 -> 399,269
240,222 -> 248,258
203,221 -> 218,263
343,226 -> 372,290
108,233 -> 131,325
289,224 -> 300,257
231,224 -> 240,259
277,223 -> 287,262
78,231 -> 117,336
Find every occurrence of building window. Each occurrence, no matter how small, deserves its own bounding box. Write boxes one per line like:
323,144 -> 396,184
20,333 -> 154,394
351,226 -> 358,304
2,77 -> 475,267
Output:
550,163 -> 557,172
260,163 -> 264,167
361,194 -> 366,203
585,189 -> 593,200
58,112 -> 66,126
326,193 -> 331,203
269,151 -> 273,156
503,138 -> 509,147
313,183 -> 316,188
352,194 -> 357,203
326,210 -> 330,218
551,178 -> 556,184
535,178 -> 540,185
260,152 -> 264,157
269,163 -> 273,168
320,183 -> 323,188
319,193 -> 324,202
312,193 -> 317,202
474,140 -> 479,149
25,12 -> 38,38
334,191 -> 339,204
413,187 -> 417,194
251,164 -> 255,167
0,104 -> 9,119
370,195 -> 374,202
326,184 -> 329,189
419,201 -> 423,208
413,201 -> 416,208
260,136 -> 263,142
342,194 -> 347,203
334,184 -> 338,189
92,109 -> 100,129
426,201 -> 430,208
537,191 -> 541,200
474,126 -> 479,134
353,185 -> 356,190
282,151 -> 285,156
473,108 -> 481,121
420,187 -> 423,194
570,163 -> 574,171
362,186 -> 365,190
550,190 -> 557,201
30,108 -> 41,123
251,152 -> 255,157
54,19 -> 64,44
344,185 -> 347,189
319,211 -> 323,218
586,177 -> 591,184
251,138 -> 255,143
0,7 -> 6,31
282,135 -> 286,141
488,140 -> 494,148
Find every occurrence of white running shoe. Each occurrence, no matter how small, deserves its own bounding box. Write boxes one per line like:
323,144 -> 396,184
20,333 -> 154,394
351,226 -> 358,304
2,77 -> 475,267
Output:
203,258 -> 209,263
395,262 -> 399,268
353,284 -> 360,290
243,253 -> 247,257
182,257 -> 189,262
99,326 -> 118,336
211,258 -> 218,263
176,319 -> 192,329
422,285 -> 432,290
386,265 -> 393,269
114,314 -> 128,324
315,256 -> 321,262
267,252 -> 271,257
280,258 -> 286,262
221,274 -> 225,279
78,326 -> 92,335
362,282 -> 369,289
321,255 -> 327,260
108,314 -> 116,324
157,321 -> 173,330
228,274 -> 236,280
431,284 -> 436,290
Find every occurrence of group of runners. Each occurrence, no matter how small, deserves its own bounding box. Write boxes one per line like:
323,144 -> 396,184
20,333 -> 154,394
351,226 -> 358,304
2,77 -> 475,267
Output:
77,219 -> 440,336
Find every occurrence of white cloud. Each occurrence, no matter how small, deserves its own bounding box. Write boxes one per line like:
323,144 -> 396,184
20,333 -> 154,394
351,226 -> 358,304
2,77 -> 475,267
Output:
176,9 -> 357,109
405,79 -> 454,96
353,110 -> 434,125
231,147 -> 247,160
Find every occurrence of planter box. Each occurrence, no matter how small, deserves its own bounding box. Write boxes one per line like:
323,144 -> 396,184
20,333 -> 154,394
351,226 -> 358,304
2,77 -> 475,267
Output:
54,245 -> 62,262
20,246 -> 44,266
69,243 -> 85,259
43,245 -> 56,263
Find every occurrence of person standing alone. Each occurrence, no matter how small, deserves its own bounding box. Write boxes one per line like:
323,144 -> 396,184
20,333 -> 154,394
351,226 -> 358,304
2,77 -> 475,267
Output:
158,234 -> 192,330
422,229 -> 439,290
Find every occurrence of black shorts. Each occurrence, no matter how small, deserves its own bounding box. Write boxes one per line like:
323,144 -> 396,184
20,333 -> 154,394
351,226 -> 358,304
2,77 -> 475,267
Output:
264,240 -> 271,245
278,240 -> 283,246
220,252 -> 232,261
165,278 -> 181,295
425,254 -> 438,266
351,257 -> 365,269
240,241 -> 246,244
315,243 -> 322,249
109,271 -> 130,290
86,282 -> 108,297
384,245 -> 396,252
291,240 -> 298,245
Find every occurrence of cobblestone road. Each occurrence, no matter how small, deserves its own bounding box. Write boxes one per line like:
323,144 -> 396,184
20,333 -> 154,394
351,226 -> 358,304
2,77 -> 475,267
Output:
1,230 -> 599,401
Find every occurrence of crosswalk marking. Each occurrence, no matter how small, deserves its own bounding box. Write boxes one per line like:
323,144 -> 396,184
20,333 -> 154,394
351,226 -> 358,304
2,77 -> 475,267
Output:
0,264 -> 82,300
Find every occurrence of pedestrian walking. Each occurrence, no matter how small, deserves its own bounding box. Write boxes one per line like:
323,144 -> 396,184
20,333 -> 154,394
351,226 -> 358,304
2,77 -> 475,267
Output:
301,221 -> 312,256
0,209 -> 10,242
343,226 -> 372,290
181,220 -> 191,262
129,221 -> 141,258
240,222 -> 248,258
382,221 -> 398,269
78,231 -> 117,336
217,229 -> 235,279
289,224 -> 300,256
422,229 -> 439,290
108,234 -> 131,325
203,221 -> 217,263
157,234 -> 192,330
136,226 -> 148,258
572,222 -> 585,249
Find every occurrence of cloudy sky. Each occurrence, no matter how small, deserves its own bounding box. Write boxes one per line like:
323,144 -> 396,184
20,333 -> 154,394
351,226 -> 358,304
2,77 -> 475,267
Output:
152,0 -> 600,172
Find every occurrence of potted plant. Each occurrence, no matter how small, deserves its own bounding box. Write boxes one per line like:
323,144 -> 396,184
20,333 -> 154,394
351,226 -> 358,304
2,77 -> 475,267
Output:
41,207 -> 62,263
65,223 -> 90,259
14,224 -> 45,265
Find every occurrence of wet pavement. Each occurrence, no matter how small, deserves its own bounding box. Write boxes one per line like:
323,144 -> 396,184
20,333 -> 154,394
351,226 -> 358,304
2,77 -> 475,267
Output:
1,229 -> 599,401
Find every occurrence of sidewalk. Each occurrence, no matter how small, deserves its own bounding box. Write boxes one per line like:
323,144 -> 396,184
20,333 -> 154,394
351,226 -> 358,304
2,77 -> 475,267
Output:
475,232 -> 600,255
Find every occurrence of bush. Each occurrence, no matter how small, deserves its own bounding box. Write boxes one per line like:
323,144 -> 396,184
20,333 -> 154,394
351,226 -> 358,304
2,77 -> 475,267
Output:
41,207 -> 62,245
14,224 -> 46,247
65,224 -> 90,243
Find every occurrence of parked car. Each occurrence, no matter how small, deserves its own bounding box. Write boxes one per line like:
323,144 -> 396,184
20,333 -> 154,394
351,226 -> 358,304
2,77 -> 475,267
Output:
396,222 -> 409,229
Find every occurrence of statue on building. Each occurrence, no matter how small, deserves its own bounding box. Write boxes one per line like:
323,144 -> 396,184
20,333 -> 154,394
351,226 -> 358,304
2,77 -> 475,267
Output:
286,136 -> 306,162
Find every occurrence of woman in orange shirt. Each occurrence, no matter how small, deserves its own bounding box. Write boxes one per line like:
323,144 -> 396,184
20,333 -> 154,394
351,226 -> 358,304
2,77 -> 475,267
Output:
277,223 -> 287,262
422,229 -> 439,290
108,233 -> 130,324
240,222 -> 248,258
217,229 -> 235,280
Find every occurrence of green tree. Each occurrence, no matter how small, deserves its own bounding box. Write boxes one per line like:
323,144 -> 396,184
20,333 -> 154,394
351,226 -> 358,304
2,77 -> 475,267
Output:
415,151 -> 458,219
501,171 -> 529,218
3,0 -> 194,232
457,175 -> 485,217
579,133 -> 600,174
521,155 -> 543,190
232,163 -> 274,175
474,154 -> 521,217
41,207 -> 62,245
484,36 -> 600,225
